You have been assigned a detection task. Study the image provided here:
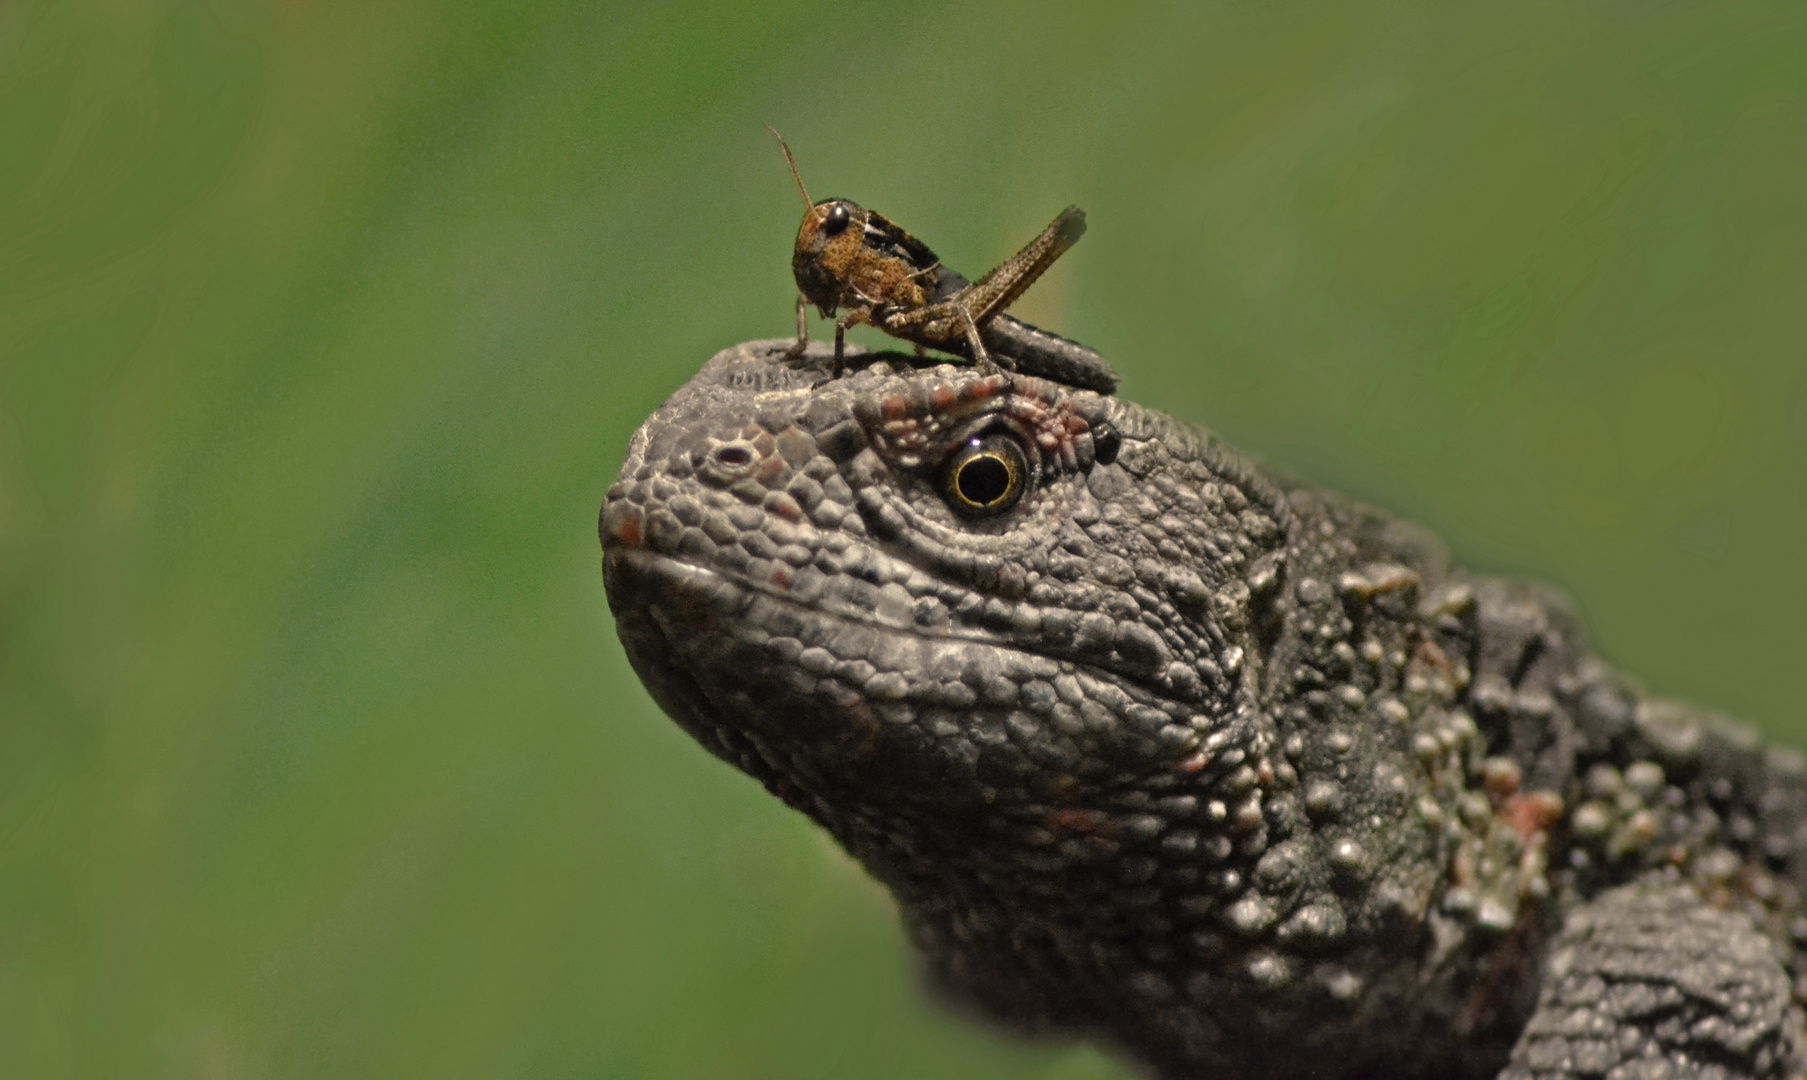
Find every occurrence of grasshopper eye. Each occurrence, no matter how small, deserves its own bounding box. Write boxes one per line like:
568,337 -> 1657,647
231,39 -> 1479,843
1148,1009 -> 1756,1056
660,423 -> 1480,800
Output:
822,203 -> 852,237
942,435 -> 1028,516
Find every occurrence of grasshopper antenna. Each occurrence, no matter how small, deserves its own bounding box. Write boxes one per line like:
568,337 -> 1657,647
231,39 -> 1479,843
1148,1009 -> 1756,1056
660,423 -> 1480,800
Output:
766,127 -> 815,213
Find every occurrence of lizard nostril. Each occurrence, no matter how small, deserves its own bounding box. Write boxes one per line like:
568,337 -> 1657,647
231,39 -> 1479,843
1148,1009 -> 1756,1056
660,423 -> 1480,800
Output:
716,446 -> 753,467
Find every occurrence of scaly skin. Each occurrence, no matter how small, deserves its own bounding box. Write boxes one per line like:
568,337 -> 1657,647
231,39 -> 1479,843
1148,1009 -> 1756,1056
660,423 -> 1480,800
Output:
602,340 -> 1807,1080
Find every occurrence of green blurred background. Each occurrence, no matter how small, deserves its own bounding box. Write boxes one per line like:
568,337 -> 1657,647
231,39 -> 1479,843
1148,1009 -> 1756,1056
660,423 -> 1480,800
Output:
2,1 -> 1803,1076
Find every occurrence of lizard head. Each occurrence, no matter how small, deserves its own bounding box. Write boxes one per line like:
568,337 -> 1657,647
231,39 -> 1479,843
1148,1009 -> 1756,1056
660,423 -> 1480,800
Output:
604,339 -> 1555,1077
603,340 -> 1299,906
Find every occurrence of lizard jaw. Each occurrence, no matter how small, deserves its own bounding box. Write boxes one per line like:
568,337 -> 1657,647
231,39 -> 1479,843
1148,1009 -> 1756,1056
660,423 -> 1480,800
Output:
604,545 -> 1217,810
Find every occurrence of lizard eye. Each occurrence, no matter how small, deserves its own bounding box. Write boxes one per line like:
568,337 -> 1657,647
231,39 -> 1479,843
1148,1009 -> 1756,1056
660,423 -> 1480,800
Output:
942,435 -> 1028,516
821,203 -> 852,236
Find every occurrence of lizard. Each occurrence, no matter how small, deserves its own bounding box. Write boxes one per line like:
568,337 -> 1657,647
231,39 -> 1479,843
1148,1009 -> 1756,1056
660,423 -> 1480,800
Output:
601,338 -> 1807,1080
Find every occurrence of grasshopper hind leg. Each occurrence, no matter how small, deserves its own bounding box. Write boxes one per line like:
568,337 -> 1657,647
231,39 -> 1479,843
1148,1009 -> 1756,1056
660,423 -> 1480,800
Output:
957,305 -> 1012,374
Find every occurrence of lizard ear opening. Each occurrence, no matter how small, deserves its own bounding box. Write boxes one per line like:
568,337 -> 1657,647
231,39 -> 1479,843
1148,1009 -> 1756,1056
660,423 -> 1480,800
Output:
1092,421 -> 1121,465
941,434 -> 1028,516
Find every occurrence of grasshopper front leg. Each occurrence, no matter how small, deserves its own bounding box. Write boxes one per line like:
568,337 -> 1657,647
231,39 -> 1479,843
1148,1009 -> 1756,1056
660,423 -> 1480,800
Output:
782,293 -> 810,360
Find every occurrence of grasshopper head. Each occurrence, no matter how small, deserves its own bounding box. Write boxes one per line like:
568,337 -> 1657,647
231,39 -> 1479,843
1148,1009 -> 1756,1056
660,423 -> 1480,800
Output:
792,198 -> 869,317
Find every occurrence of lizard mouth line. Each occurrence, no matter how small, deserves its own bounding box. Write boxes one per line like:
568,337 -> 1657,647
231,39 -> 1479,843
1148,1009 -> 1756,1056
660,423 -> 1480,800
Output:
606,543 -> 1033,654
604,545 -> 1203,713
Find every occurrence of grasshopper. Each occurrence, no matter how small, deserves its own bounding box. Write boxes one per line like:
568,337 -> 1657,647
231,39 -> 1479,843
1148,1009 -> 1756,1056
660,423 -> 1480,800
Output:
769,130 -> 1119,394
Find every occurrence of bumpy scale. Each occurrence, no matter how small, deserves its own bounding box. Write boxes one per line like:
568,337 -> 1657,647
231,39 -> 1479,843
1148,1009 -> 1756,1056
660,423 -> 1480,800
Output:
602,340 -> 1807,1080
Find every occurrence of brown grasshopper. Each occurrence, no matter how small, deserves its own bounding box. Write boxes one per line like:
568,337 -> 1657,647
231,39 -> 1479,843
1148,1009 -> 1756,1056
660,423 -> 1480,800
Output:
768,130 -> 1119,394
